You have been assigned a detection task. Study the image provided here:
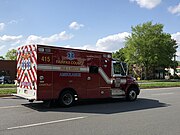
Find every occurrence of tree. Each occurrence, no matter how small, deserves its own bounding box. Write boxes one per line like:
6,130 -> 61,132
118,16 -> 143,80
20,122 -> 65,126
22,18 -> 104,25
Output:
112,48 -> 125,61
0,56 -> 5,60
5,49 -> 17,60
177,61 -> 180,66
124,21 -> 177,79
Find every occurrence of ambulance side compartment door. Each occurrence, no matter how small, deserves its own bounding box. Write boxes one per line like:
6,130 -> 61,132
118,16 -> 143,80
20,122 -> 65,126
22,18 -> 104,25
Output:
86,58 -> 100,98
37,53 -> 53,100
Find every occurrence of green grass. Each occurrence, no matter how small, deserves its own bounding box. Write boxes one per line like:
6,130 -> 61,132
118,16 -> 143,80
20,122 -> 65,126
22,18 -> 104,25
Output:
0,84 -> 16,88
0,89 -> 17,95
0,84 -> 17,95
139,82 -> 180,89
138,79 -> 180,83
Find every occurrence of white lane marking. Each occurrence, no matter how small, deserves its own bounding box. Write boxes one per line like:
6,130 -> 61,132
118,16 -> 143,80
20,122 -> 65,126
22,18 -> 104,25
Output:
152,92 -> 174,96
7,116 -> 87,130
0,105 -> 21,109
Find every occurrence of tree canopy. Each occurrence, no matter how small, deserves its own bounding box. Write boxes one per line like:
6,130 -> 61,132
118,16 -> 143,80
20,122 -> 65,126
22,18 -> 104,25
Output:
0,56 -> 5,60
113,21 -> 177,79
5,49 -> 17,60
112,48 -> 125,61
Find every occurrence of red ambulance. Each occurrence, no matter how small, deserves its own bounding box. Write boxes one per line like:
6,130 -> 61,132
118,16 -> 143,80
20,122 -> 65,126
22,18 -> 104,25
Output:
16,44 -> 140,106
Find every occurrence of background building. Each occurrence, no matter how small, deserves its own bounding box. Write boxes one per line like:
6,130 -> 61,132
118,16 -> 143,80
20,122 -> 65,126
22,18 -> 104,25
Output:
0,60 -> 16,82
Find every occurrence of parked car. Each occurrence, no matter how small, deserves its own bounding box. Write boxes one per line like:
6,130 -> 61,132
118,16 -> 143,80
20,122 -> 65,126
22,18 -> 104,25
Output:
0,76 -> 12,84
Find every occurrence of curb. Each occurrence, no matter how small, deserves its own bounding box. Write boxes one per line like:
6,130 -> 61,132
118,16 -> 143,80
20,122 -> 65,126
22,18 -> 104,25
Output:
140,86 -> 180,89
0,94 -> 14,98
141,87 -> 180,90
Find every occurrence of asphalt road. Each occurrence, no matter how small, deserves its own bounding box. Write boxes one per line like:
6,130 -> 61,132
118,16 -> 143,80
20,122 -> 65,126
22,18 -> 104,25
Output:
0,87 -> 180,135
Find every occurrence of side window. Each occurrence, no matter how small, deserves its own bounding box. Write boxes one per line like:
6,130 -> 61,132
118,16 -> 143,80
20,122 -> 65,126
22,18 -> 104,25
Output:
113,63 -> 126,75
113,63 -> 121,74
89,66 -> 98,74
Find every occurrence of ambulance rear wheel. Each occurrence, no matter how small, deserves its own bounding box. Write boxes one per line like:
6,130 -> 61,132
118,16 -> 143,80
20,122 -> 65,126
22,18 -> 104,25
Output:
59,90 -> 74,107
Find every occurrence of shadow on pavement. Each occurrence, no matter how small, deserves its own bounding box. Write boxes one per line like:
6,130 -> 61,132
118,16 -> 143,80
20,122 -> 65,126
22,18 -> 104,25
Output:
23,98 -> 170,114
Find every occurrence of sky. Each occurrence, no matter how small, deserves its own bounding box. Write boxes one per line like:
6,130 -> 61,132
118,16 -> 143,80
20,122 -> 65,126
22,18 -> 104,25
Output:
0,0 -> 180,60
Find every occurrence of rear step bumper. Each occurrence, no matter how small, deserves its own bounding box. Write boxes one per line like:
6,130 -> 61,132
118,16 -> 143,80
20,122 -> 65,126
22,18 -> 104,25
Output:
13,93 -> 36,100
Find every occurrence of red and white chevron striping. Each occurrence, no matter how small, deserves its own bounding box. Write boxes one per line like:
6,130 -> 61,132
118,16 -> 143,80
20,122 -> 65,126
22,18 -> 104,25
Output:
17,45 -> 37,90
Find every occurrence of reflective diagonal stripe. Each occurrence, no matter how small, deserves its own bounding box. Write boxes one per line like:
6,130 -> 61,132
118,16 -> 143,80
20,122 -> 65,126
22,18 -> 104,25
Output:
17,45 -> 37,90
38,64 -> 112,84
98,67 -> 112,84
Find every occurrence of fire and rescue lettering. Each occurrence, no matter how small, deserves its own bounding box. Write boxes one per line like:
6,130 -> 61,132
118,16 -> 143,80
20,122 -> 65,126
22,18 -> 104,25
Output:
55,60 -> 83,66
54,51 -> 83,65
59,72 -> 81,77
60,66 -> 80,71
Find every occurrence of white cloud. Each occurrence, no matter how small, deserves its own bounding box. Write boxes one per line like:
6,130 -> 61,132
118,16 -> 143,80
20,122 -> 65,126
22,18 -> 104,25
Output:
8,46 -> 18,51
0,45 -> 6,51
25,31 -> 73,44
10,40 -> 21,46
69,22 -> 84,30
172,32 -> 180,44
63,32 -> 130,53
0,35 -> 23,55
171,32 -> 180,60
8,20 -> 18,24
168,3 -> 180,16
67,44 -> 96,51
177,51 -> 180,60
0,23 -> 5,31
0,35 -> 23,42
130,0 -> 161,9
79,44 -> 96,50
96,32 -> 130,52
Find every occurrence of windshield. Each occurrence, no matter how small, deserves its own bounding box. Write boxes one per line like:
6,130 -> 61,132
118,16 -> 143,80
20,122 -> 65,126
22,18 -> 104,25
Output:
113,62 -> 127,76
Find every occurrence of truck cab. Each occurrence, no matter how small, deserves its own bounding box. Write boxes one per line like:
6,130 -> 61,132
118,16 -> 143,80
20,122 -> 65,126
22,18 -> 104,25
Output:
111,60 -> 140,101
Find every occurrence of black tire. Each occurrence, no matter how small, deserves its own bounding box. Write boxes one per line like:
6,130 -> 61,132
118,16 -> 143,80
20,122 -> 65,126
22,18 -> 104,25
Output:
7,80 -> 12,84
59,90 -> 74,107
126,88 -> 138,101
